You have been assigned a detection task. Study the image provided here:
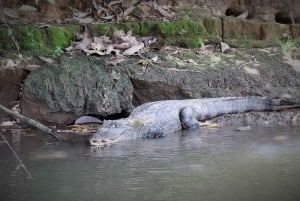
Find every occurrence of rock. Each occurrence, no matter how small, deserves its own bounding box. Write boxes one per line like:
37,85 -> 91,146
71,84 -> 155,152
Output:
129,49 -> 300,106
74,116 -> 102,125
20,54 -> 133,124
0,63 -> 27,119
223,17 -> 291,48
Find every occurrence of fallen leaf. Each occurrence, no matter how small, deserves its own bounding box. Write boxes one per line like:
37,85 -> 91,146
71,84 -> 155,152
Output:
101,15 -> 115,20
106,56 -> 125,66
123,42 -> 144,55
221,42 -> 230,53
39,56 -> 55,64
156,6 -> 176,18
0,121 -> 16,127
123,6 -> 136,17
22,64 -> 41,71
19,5 -> 38,12
137,59 -> 149,66
3,8 -> 19,18
237,10 -> 249,19
73,9 -> 92,18
150,55 -> 159,62
1,59 -> 19,69
73,17 -> 94,24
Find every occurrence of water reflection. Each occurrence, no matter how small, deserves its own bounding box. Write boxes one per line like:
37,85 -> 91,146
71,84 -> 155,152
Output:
1,126 -> 300,201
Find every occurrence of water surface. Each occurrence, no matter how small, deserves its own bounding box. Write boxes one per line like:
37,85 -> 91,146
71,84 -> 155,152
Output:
1,126 -> 300,201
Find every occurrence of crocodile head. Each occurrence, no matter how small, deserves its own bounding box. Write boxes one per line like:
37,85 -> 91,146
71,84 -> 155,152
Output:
89,119 -> 133,146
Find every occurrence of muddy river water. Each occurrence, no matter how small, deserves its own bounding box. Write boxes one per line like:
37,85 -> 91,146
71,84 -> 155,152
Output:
1,125 -> 300,201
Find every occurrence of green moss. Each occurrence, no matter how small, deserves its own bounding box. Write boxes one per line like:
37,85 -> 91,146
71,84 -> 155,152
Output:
0,27 -> 15,49
139,21 -> 156,35
89,23 -> 113,36
156,22 -> 177,35
47,25 -> 80,48
156,19 -> 204,36
117,22 -> 141,35
16,25 -> 45,50
202,17 -> 222,40
188,37 -> 205,48
154,18 -> 221,47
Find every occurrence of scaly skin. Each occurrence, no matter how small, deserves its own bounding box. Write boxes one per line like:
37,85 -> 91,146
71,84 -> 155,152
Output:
89,96 -> 287,146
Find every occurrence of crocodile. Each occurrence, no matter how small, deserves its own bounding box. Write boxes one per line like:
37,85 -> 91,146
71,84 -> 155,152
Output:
89,96 -> 297,146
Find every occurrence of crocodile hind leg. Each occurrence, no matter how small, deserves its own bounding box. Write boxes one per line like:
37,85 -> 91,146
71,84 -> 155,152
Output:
179,107 -> 200,129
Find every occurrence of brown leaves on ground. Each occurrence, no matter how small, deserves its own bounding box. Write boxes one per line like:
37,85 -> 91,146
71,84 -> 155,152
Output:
2,0 -> 176,24
66,26 -> 156,65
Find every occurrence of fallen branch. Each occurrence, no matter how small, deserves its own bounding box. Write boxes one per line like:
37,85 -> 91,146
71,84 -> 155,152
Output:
0,104 -> 62,141
0,132 -> 32,179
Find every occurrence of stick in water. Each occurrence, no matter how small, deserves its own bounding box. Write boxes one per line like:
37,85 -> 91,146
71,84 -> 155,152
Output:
0,104 -> 62,141
0,132 -> 32,179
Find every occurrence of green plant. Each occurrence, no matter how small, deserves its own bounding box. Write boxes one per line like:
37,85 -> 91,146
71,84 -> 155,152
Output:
52,46 -> 64,58
275,37 -> 299,51
68,7 -> 79,15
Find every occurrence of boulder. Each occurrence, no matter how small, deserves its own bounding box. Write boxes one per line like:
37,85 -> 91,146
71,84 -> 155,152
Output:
128,49 -> 300,106
20,54 -> 133,124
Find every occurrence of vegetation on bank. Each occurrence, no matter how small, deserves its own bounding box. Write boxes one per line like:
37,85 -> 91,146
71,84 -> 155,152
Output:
0,18 -> 299,58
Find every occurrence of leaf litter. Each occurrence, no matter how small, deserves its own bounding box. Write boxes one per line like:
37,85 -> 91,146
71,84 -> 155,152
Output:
66,26 -> 157,65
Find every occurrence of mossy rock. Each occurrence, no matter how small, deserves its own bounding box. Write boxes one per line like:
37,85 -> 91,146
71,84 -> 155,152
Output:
0,24 -> 81,54
21,54 -> 134,124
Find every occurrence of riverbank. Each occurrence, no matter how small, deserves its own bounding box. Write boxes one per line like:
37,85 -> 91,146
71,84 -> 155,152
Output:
1,45 -> 300,127
1,4 -> 300,127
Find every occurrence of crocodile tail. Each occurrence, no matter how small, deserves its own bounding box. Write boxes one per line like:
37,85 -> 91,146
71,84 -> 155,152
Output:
206,96 -> 298,118
240,96 -> 299,111
270,98 -> 300,111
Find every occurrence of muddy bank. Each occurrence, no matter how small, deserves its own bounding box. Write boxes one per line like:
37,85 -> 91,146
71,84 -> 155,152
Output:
12,45 -> 299,125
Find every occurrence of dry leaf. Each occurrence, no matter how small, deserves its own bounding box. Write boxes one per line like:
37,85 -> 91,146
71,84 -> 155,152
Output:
0,121 -> 16,127
1,59 -> 19,69
39,56 -> 55,64
237,10 -> 249,19
19,5 -> 38,12
137,59 -> 149,65
101,15 -> 115,20
150,55 -> 159,62
3,8 -> 19,18
156,6 -> 176,18
221,42 -> 230,53
123,42 -> 144,55
106,56 -> 125,66
22,64 -> 41,71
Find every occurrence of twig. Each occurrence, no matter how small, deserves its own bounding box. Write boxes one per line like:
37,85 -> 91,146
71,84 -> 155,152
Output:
0,132 -> 32,179
237,61 -> 252,69
0,104 -> 63,141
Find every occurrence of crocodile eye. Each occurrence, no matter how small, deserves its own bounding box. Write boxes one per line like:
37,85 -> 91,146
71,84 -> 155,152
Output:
112,123 -> 118,128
